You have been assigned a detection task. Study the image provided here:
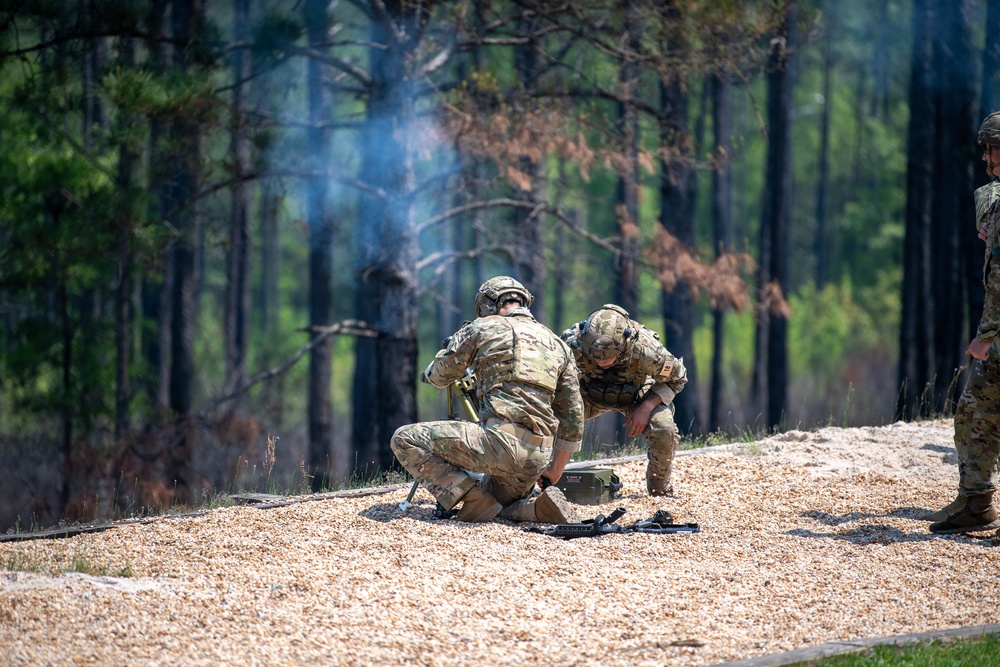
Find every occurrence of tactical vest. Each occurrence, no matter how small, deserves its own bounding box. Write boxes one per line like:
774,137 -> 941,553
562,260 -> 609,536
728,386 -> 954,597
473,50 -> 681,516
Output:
474,315 -> 562,399
570,326 -> 662,409
580,374 -> 644,408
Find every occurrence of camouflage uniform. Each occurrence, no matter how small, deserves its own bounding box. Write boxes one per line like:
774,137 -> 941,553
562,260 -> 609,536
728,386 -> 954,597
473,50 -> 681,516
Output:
929,111 -> 1000,534
391,307 -> 584,511
562,304 -> 688,495
953,178 -> 1000,496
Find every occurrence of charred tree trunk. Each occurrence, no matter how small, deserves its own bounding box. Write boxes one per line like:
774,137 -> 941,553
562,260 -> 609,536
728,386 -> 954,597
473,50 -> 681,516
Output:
660,80 -> 702,434
898,0 -> 936,419
709,72 -> 733,434
352,0 -> 421,474
814,11 -> 833,289
143,0 -> 173,413
614,0 -> 641,318
513,11 -> 546,317
115,35 -> 138,440
929,0 -> 976,411
658,0 -> 701,436
224,0 -> 253,402
754,2 -> 794,430
305,0 -> 335,490
166,0 -> 206,502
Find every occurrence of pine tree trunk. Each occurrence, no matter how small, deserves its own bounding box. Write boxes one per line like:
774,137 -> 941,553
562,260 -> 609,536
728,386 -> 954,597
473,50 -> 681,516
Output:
758,2 -> 795,430
115,35 -> 138,440
304,0 -> 335,490
141,0 -> 173,415
930,0 -> 976,410
514,12 -> 546,318
614,0 -> 641,318
814,15 -> 833,289
658,0 -> 701,435
224,0 -> 253,401
709,73 -> 733,433
898,0 -> 936,419
352,0 -> 420,474
166,0 -> 206,502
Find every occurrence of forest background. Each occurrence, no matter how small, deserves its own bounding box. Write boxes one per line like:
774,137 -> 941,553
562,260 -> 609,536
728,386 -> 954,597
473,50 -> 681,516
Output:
0,0 -> 995,534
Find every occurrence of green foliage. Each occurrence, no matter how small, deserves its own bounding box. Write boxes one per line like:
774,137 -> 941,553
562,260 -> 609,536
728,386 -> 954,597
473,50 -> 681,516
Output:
691,270 -> 900,427
0,102 -> 120,425
788,278 -> 882,378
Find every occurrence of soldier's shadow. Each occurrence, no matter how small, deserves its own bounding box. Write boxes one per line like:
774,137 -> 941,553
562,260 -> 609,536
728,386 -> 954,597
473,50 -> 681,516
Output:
788,507 -> 1000,545
921,442 -> 958,463
360,500 -> 551,530
361,500 -> 443,523
803,507 -> 930,525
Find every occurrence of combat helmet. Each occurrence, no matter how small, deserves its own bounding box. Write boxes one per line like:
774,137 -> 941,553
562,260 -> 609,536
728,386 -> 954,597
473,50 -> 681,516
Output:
579,304 -> 636,362
475,276 -> 534,318
979,111 -> 1000,147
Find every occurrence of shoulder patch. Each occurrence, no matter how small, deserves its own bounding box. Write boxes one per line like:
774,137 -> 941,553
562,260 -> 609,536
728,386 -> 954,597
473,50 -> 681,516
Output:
659,358 -> 674,378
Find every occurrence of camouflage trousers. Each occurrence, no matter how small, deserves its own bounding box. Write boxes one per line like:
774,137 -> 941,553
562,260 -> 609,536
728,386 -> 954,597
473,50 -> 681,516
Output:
390,420 -> 549,510
584,397 -> 679,492
954,356 -> 1000,494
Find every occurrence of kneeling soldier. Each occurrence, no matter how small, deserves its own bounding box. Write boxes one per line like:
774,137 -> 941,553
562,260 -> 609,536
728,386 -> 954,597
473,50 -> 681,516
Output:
391,277 -> 585,523
562,304 -> 688,496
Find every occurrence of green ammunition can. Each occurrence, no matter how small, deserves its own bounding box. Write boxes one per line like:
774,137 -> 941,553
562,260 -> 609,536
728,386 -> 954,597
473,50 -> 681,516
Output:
555,468 -> 622,505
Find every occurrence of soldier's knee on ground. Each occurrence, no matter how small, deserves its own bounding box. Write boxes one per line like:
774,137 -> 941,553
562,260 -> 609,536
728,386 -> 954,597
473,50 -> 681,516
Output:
456,485 -> 501,522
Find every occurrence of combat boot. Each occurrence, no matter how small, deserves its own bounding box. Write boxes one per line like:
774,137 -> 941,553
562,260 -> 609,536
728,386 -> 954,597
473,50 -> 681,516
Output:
923,494 -> 964,522
646,467 -> 674,497
928,492 -> 1000,534
455,485 -> 502,523
498,499 -> 537,522
498,487 -> 580,523
533,486 -> 580,524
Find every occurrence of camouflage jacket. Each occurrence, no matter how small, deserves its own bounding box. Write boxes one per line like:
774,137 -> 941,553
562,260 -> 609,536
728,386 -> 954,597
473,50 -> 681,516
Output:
975,179 -> 1000,344
561,322 -> 687,410
423,308 -> 584,453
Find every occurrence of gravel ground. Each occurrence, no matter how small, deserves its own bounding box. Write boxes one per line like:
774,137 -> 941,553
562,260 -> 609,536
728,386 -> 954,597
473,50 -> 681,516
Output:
2,419 -> 999,667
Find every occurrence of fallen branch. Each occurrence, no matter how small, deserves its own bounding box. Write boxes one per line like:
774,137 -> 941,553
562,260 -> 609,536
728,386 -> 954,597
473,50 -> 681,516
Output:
198,319 -> 380,417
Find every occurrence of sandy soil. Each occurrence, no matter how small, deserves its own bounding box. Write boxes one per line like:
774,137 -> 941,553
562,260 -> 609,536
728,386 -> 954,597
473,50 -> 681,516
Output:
2,418 -> 998,667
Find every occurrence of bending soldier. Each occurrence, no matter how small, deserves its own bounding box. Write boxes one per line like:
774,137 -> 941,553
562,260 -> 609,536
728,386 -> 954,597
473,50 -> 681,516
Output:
562,304 -> 687,496
928,112 -> 1000,534
391,277 -> 585,524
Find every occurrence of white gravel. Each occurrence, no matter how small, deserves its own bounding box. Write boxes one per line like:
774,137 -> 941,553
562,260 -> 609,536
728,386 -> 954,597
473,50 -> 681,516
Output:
2,419 -> 998,666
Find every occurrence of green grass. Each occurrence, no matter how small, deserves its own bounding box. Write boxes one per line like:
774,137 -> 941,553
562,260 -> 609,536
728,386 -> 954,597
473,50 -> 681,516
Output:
69,548 -> 134,578
3,543 -> 134,578
796,635 -> 1000,666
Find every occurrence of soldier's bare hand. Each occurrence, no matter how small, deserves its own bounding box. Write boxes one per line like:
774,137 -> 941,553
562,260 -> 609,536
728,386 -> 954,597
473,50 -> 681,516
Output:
967,337 -> 992,360
624,406 -> 651,437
